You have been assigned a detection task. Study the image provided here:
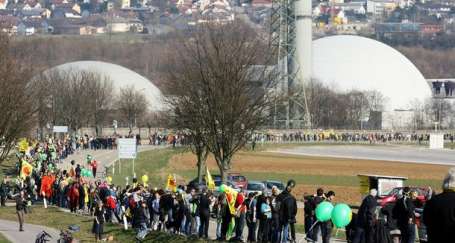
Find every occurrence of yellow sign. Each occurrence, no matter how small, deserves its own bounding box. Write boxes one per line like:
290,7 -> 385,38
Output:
358,175 -> 369,194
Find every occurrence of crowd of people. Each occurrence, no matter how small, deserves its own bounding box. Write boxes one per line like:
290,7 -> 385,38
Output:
2,134 -> 455,243
253,131 -> 455,145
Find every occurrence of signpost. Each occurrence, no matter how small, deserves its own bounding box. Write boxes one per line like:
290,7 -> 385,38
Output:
53,126 -> 68,133
118,138 -> 137,178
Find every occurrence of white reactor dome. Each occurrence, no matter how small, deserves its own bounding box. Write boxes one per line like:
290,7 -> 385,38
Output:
52,61 -> 165,111
312,35 -> 431,110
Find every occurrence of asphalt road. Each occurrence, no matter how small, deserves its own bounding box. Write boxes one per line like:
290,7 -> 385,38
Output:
0,219 -> 60,243
271,145 -> 455,166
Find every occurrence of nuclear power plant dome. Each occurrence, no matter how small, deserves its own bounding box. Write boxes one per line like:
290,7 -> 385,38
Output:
50,61 -> 165,111
312,35 -> 431,110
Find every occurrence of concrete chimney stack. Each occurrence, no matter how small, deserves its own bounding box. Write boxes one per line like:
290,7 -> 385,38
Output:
294,0 -> 312,86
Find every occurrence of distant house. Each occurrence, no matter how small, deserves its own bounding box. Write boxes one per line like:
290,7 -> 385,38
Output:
420,24 -> 443,35
17,19 -> 49,35
51,3 -> 81,18
251,0 -> 271,8
107,17 -> 143,33
0,15 -> 19,34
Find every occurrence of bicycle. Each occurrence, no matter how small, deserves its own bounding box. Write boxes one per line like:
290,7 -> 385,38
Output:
35,231 -> 52,243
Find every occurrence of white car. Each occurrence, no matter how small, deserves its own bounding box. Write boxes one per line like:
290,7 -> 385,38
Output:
245,181 -> 266,196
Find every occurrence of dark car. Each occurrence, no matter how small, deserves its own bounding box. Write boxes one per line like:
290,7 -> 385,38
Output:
263,180 -> 285,192
187,178 -> 207,192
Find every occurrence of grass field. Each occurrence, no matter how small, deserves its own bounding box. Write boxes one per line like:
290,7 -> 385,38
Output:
0,232 -> 12,243
107,148 -> 183,187
168,149 -> 448,206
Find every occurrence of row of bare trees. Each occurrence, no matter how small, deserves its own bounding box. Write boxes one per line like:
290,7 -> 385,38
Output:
34,69 -> 149,136
304,80 -> 386,129
164,22 -> 277,182
0,34 -> 38,162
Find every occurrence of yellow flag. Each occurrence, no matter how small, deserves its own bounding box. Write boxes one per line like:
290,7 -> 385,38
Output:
18,138 -> 28,153
224,185 -> 238,215
205,167 -> 215,190
166,174 -> 177,192
20,160 -> 33,179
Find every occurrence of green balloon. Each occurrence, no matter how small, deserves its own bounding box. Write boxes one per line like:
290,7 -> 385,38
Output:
219,184 -> 226,193
331,203 -> 352,228
315,201 -> 334,222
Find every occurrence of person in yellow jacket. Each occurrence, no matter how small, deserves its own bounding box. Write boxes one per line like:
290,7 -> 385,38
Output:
83,183 -> 89,214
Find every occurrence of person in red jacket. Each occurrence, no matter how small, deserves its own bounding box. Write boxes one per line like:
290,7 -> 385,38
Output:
68,182 -> 80,213
91,160 -> 97,178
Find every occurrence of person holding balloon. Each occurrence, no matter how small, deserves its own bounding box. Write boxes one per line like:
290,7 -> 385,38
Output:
320,191 -> 335,243
314,193 -> 353,243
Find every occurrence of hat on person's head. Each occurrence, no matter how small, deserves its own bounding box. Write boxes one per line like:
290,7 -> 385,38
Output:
287,179 -> 296,189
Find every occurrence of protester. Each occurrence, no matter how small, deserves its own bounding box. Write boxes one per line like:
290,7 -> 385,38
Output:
392,187 -> 416,243
233,190 -> 246,242
321,191 -> 335,243
277,180 -> 297,243
93,201 -> 105,241
246,192 -> 258,242
198,189 -> 210,239
0,178 -> 8,207
15,190 -> 27,232
352,189 -> 378,243
423,167 -> 455,243
260,196 -> 272,242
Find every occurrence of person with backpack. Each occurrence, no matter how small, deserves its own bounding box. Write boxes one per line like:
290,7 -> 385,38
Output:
277,180 -> 297,243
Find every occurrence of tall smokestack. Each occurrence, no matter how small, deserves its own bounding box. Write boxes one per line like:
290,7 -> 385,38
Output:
294,0 -> 312,85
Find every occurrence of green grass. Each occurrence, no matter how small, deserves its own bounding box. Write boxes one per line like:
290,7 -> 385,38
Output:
107,148 -> 182,188
0,206 -> 208,243
0,232 -> 12,243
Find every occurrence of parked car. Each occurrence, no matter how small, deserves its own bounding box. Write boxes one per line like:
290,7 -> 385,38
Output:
245,181 -> 266,196
263,180 -> 285,193
187,178 -> 207,192
213,180 -> 240,196
379,187 -> 429,207
227,173 -> 248,189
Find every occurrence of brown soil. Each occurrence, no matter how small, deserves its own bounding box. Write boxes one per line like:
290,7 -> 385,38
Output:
169,151 -> 450,180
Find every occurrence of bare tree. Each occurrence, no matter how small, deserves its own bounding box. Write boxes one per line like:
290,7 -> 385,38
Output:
165,22 -> 276,182
0,34 -> 37,163
34,69 -> 114,135
116,85 -> 148,133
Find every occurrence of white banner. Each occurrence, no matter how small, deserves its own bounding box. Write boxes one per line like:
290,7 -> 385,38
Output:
118,138 -> 137,159
53,126 -> 68,133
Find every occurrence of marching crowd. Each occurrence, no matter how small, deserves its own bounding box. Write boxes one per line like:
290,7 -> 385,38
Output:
253,131 -> 455,145
1,136 -> 455,243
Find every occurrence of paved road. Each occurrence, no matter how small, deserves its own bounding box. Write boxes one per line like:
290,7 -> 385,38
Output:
0,219 -> 60,243
271,145 -> 455,166
57,145 -> 164,178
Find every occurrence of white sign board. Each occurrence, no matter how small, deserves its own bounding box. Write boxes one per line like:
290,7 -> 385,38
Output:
429,134 -> 444,149
118,138 -> 137,159
378,178 -> 404,196
53,126 -> 68,133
